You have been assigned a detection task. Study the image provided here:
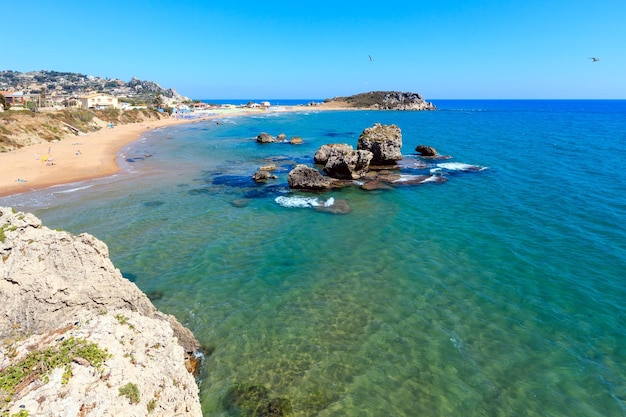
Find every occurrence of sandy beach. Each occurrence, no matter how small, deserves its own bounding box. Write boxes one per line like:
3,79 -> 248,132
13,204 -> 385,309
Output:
0,105 -> 352,198
0,116 -> 195,197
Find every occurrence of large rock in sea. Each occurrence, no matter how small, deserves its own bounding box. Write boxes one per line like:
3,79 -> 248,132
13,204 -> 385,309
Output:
287,164 -> 333,190
416,144 -> 437,157
0,207 -> 202,416
314,143 -> 353,165
256,132 -> 275,143
357,123 -> 403,165
324,149 -> 373,180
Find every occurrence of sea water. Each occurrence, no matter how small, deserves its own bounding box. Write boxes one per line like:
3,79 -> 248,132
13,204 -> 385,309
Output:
2,100 -> 626,416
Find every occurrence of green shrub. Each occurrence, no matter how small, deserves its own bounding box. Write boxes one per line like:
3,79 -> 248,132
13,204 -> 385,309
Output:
119,382 -> 140,404
0,337 -> 110,405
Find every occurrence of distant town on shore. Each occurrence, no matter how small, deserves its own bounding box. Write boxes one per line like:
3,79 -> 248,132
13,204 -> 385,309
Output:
1,70 -> 435,114
0,70 -> 191,112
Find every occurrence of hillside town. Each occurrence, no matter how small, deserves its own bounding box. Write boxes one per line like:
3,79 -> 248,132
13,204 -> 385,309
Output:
0,70 -> 191,112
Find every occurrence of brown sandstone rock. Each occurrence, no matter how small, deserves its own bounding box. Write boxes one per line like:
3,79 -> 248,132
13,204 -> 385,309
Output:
357,123 -> 403,165
323,149 -> 373,180
313,143 -> 353,165
416,144 -> 438,156
287,165 -> 333,190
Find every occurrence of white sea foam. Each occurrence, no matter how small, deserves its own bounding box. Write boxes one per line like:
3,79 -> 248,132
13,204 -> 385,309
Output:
52,185 -> 94,194
394,175 -> 422,183
275,196 -> 335,208
432,162 -> 487,172
419,175 -> 441,183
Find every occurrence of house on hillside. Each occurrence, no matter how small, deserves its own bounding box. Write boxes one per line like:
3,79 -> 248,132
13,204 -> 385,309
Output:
0,91 -> 26,108
79,93 -> 119,109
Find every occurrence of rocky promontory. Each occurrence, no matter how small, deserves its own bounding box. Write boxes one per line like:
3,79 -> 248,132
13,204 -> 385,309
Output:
0,207 -> 202,416
321,91 -> 436,110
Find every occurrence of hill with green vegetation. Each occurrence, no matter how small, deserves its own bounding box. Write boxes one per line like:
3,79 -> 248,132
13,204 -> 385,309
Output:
323,91 -> 436,110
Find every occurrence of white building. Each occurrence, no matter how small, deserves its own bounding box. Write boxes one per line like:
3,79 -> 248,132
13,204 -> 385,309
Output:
79,93 -> 119,109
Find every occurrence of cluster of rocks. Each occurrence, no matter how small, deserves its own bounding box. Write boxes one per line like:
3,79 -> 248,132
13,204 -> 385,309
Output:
0,207 -> 203,416
256,132 -> 303,145
286,123 -> 443,190
252,163 -> 279,182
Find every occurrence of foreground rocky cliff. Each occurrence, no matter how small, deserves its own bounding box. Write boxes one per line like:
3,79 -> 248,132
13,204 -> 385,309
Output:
0,207 -> 202,416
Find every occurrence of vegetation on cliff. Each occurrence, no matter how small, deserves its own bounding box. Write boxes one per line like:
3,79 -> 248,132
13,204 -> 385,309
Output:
0,108 -> 169,152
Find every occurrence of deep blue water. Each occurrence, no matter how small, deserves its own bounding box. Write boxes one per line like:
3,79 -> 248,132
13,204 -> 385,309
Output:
2,100 -> 626,416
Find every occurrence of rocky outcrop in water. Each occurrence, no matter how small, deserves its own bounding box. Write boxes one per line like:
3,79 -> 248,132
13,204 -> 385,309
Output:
288,165 -> 334,190
313,143 -> 354,165
0,207 -> 202,416
357,123 -> 403,165
323,150 -> 373,180
285,123 -> 461,192
416,144 -> 438,157
322,91 -> 436,110
256,132 -> 275,143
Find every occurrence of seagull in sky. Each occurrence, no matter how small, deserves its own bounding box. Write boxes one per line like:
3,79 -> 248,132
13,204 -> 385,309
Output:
589,57 -> 600,62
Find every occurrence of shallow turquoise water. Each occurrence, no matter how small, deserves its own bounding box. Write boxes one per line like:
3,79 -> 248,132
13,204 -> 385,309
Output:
3,101 -> 626,416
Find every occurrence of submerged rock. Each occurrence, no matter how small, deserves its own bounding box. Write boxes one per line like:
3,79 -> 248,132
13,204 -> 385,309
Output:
314,198 -> 352,214
360,180 -> 394,191
259,164 -> 277,171
224,383 -> 292,417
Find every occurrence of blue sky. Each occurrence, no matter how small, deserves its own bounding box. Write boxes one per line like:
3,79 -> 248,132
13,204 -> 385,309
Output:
4,0 -> 625,99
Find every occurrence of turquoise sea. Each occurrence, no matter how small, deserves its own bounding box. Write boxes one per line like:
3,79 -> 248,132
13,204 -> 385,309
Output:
2,100 -> 626,416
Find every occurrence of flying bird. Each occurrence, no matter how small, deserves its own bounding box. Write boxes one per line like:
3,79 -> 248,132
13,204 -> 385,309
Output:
368,55 -> 374,62
589,57 -> 600,62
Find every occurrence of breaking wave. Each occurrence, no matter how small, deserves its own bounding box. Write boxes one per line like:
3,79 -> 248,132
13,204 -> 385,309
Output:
275,196 -> 335,208
431,162 -> 488,173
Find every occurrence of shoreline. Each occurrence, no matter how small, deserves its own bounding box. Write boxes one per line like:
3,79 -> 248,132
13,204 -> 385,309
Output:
0,106 -> 345,198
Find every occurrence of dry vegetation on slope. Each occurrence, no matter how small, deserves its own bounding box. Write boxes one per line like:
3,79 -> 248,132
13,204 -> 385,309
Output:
0,109 -> 169,152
